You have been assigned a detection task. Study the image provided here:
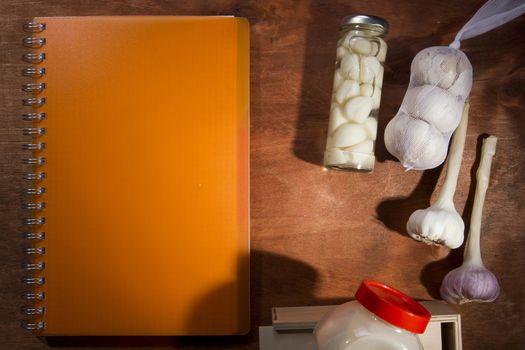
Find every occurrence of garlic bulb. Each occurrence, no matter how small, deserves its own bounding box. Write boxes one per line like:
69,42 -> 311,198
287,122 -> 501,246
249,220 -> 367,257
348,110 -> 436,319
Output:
411,47 -> 472,92
440,136 -> 500,304
384,46 -> 473,170
406,103 -> 469,248
402,85 -> 463,133
384,111 -> 448,171
440,262 -> 500,304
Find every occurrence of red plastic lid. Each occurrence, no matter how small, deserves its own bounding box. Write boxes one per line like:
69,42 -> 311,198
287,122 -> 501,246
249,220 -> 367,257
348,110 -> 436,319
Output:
355,280 -> 431,334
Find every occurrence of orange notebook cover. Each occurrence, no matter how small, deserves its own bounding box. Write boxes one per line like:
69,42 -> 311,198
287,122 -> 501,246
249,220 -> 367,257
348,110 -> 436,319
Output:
22,16 -> 249,336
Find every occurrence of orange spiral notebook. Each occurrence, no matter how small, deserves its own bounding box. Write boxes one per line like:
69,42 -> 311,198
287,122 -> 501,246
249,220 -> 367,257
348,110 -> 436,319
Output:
21,16 -> 249,336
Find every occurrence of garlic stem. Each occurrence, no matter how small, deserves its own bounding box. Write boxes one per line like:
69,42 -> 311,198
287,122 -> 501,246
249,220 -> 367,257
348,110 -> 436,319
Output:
434,102 -> 470,207
464,136 -> 497,265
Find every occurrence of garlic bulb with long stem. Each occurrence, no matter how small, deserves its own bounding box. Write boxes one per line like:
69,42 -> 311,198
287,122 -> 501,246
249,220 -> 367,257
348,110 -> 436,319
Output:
440,136 -> 500,304
406,103 -> 470,248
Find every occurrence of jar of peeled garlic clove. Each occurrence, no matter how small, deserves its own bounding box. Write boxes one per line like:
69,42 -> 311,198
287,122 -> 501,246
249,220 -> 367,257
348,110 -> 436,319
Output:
324,15 -> 388,172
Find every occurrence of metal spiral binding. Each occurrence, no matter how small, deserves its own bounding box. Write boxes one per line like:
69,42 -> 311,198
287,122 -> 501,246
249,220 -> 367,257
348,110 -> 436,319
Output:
24,172 -> 46,181
22,83 -> 46,93
23,53 -> 46,64
22,112 -> 46,121
22,21 -> 47,332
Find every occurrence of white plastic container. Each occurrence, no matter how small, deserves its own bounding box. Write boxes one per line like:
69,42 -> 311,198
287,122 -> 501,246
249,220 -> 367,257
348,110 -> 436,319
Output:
314,280 -> 431,350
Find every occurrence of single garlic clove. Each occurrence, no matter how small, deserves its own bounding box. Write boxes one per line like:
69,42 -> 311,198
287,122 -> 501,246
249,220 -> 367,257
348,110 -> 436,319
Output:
370,41 -> 379,56
374,65 -> 384,88
384,112 -> 448,170
349,37 -> 372,55
340,53 -> 360,81
332,123 -> 368,148
376,38 -> 387,62
324,147 -> 348,165
371,86 -> 382,109
402,85 -> 464,133
343,96 -> 373,124
335,80 -> 360,104
344,139 -> 374,154
360,56 -> 380,84
336,45 -> 349,61
440,263 -> 500,304
333,69 -> 344,91
360,83 -> 374,97
407,205 -> 464,249
364,117 -> 378,140
340,32 -> 353,49
328,105 -> 347,134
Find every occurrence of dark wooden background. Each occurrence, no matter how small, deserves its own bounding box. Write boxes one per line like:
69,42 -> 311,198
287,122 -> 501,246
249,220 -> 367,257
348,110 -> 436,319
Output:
1,0 -> 524,349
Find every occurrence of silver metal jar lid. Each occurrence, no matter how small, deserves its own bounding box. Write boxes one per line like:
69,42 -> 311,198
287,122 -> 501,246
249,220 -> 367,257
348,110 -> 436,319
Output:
341,14 -> 389,35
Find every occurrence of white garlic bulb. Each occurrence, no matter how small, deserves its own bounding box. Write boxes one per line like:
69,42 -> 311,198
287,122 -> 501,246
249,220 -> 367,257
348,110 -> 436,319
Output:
384,112 -> 448,170
448,69 -> 473,100
402,85 -> 463,133
411,47 -> 471,90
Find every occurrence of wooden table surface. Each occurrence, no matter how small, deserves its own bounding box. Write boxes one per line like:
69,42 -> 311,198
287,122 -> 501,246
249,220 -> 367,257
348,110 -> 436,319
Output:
1,0 -> 524,349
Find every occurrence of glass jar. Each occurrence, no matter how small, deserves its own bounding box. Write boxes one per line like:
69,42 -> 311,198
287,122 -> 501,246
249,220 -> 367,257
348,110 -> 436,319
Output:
324,15 -> 388,172
314,280 -> 431,350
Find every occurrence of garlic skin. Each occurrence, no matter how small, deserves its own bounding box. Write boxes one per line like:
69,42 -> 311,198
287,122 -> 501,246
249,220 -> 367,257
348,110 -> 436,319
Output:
440,135 -> 500,304
406,103 -> 469,248
440,262 -> 500,304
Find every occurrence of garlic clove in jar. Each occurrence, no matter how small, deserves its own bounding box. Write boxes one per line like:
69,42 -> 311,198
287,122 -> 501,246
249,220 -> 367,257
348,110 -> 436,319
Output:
376,38 -> 387,62
371,86 -> 382,109
346,151 -> 375,170
328,105 -> 347,134
349,37 -> 372,55
360,56 -> 381,84
324,148 -> 348,165
360,83 -> 374,97
374,65 -> 384,88
335,80 -> 360,104
344,139 -> 374,154
332,123 -> 368,148
364,117 -> 377,141
333,69 -> 345,91
340,53 -> 360,81
336,46 -> 350,61
384,112 -> 448,170
402,85 -> 464,133
343,96 -> 373,124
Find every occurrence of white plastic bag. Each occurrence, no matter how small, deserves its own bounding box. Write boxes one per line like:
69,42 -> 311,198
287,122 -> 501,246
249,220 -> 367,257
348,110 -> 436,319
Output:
385,0 -> 525,171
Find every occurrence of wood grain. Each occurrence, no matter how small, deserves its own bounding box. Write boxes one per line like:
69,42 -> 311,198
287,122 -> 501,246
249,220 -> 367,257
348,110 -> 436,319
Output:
1,0 -> 524,349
